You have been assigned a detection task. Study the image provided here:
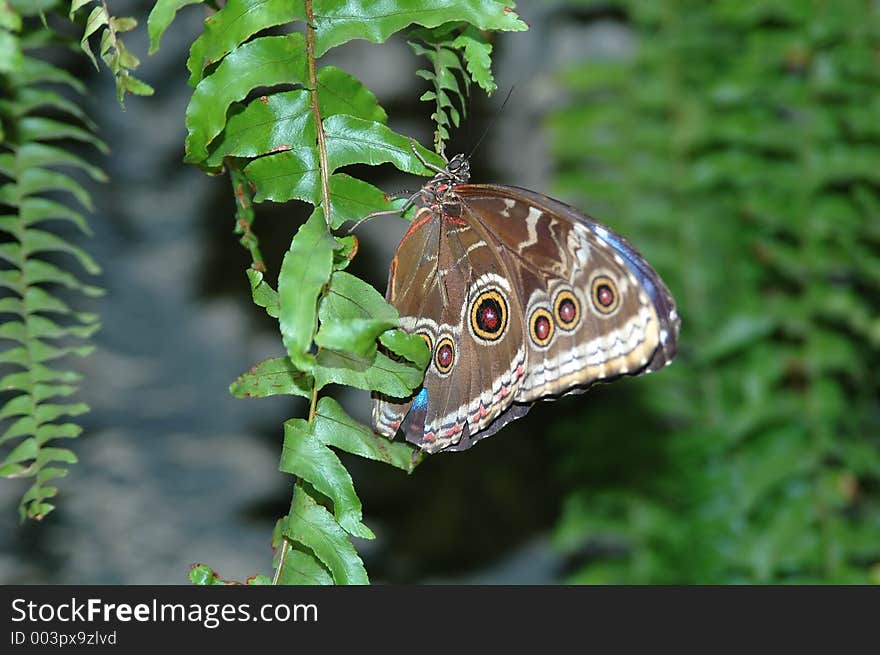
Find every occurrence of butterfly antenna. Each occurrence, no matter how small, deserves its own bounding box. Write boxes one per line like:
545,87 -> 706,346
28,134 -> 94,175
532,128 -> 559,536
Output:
467,86 -> 514,161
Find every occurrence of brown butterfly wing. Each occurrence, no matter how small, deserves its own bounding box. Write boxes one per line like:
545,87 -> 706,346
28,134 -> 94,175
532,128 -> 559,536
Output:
372,202 -> 531,453
455,184 -> 679,403
373,184 -> 680,453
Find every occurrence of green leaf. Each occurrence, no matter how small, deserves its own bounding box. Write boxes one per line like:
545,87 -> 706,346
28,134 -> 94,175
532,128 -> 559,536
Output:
118,73 -> 154,99
326,174 -> 405,229
109,16 -> 137,34
32,446 -> 77,468
285,482 -> 369,585
319,270 -> 396,321
24,260 -> 103,296
324,114 -> 444,174
0,1 -> 22,31
18,167 -> 93,212
0,28 -> 22,74
2,86 -> 97,131
275,545 -> 333,585
315,271 -> 397,357
21,197 -> 93,234
243,146 -> 319,204
1,436 -> 37,468
185,0 -> 305,85
27,342 -> 94,370
185,34 -> 309,164
188,564 -> 224,585
418,57 -> 464,99
452,26 -> 496,93
0,394 -> 32,421
229,356 -> 313,399
314,318 -> 391,358
246,269 -> 279,318
35,423 -> 81,444
281,418 -> 374,539
34,383 -> 79,403
314,397 -> 421,473
29,364 -> 83,385
0,318 -> 24,341
36,402 -> 89,423
0,270 -> 24,293
17,56 -> 87,94
23,228 -> 101,274
1,415 -> 35,445
17,143 -> 106,182
20,498 -> 55,521
277,209 -> 335,372
22,287 -> 74,316
205,89 -> 314,168
18,117 -> 108,154
332,234 -> 358,270
78,4 -> 108,70
380,328 -> 431,370
0,216 -> 17,240
69,0 -> 94,16
311,0 -> 527,57
0,296 -> 23,315
245,133 -> 437,207
147,0 -> 204,54
317,65 -> 387,123
27,341 -> 96,365
314,349 -> 423,396
24,314 -> 99,340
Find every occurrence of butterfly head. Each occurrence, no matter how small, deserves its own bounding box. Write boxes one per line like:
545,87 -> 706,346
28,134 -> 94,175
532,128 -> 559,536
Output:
445,153 -> 470,183
420,153 -> 471,208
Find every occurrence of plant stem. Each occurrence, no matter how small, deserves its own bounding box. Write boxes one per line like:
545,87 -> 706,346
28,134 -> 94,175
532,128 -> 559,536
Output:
268,10 -> 332,562
271,0 -> 331,585
307,375 -> 319,423
227,160 -> 266,272
272,379 -> 320,585
432,43 -> 443,153
305,0 -> 333,228
270,538 -> 289,585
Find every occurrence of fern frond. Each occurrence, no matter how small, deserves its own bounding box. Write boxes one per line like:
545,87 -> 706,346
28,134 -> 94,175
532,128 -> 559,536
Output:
69,0 -> 154,107
409,22 -> 499,153
0,5 -> 103,521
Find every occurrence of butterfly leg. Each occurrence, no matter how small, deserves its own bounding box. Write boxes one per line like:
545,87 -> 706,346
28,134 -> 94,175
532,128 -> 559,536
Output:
347,191 -> 421,233
410,139 -> 449,175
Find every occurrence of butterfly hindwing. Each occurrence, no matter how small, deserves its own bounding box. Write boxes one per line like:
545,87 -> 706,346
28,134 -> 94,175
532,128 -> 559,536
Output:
371,170 -> 680,454
456,184 -> 679,403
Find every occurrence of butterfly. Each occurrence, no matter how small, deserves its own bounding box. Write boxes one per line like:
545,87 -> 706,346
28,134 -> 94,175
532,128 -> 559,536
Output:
371,150 -> 679,453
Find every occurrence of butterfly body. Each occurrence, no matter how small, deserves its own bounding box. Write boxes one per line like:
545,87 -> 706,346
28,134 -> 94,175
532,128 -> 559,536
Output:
372,156 -> 679,453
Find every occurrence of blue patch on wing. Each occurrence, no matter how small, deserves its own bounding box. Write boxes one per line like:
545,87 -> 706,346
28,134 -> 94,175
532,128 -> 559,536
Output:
589,223 -> 663,308
412,387 -> 428,411
399,387 -> 429,442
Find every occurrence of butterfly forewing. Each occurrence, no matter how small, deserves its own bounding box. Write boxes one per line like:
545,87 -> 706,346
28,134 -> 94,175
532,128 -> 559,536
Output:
373,201 -> 531,453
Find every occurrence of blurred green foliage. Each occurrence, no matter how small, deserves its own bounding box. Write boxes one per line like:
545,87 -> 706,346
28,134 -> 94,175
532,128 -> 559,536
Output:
0,0 -> 105,521
548,0 -> 880,583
